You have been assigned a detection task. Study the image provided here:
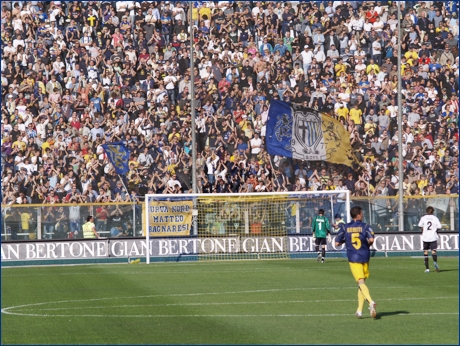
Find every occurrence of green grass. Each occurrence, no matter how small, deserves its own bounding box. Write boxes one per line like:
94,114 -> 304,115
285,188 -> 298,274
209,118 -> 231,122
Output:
2,257 -> 458,345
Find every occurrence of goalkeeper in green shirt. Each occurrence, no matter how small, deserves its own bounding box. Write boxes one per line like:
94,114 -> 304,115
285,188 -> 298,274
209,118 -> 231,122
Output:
312,209 -> 332,263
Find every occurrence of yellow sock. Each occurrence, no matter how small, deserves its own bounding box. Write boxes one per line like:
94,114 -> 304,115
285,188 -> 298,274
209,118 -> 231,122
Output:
358,283 -> 373,304
357,288 -> 365,313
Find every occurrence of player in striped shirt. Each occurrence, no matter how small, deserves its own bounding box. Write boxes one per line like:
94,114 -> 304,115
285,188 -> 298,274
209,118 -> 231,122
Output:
418,206 -> 442,273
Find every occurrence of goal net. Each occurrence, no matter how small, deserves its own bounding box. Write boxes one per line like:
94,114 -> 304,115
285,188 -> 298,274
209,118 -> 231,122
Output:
144,190 -> 350,263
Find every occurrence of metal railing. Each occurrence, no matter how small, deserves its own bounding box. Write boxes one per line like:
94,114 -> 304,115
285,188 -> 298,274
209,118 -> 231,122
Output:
1,195 -> 458,241
351,195 -> 458,233
1,202 -> 143,241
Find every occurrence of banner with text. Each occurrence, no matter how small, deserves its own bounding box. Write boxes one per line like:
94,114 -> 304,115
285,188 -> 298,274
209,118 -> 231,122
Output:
1,233 -> 458,262
148,200 -> 193,237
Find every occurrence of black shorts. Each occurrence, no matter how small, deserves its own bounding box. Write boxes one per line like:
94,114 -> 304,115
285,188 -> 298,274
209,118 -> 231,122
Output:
423,241 -> 438,251
315,238 -> 327,246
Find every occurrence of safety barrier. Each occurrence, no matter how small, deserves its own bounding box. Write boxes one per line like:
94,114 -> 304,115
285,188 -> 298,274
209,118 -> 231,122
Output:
1,195 -> 458,241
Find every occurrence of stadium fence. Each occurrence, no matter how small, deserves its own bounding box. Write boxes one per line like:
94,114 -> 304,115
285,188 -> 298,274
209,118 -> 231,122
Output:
1,194 -> 458,265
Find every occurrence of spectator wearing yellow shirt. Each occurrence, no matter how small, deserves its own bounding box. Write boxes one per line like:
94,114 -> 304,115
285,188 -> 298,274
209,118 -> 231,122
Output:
364,118 -> 377,137
417,175 -> 429,191
19,210 -> 33,239
128,160 -> 140,169
128,171 -> 142,191
12,139 -> 27,152
363,150 -> 375,164
336,103 -> 349,122
199,4 -> 211,21
191,6 -> 199,25
26,75 -> 36,88
436,141 -> 447,159
435,22 -> 449,35
334,58 -> 347,76
325,179 -> 336,190
366,59 -> 380,74
41,136 -> 54,154
166,161 -> 178,175
244,122 -> 255,140
83,150 -> 97,163
400,56 -> 412,75
239,116 -> 250,131
349,104 -> 363,130
167,128 -> 181,142
404,46 -> 419,65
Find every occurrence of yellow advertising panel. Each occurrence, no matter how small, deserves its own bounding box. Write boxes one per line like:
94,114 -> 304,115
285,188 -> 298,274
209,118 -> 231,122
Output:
148,200 -> 193,237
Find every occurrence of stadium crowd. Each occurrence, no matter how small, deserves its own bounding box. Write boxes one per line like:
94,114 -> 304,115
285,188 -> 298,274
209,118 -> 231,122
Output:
1,0 -> 459,207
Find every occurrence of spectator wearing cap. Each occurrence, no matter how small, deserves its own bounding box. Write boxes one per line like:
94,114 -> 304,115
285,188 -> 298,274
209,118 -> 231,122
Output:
301,45 -> 314,73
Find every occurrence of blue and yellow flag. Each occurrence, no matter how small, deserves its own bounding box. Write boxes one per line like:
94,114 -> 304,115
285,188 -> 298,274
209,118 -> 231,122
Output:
101,142 -> 130,174
266,100 -> 359,167
446,1 -> 457,13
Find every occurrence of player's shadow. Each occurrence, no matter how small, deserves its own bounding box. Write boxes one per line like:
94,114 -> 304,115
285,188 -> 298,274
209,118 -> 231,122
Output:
436,269 -> 457,272
374,310 -> 409,320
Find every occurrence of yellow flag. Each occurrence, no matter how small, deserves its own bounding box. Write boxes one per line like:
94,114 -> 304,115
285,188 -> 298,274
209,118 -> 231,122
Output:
321,113 -> 360,167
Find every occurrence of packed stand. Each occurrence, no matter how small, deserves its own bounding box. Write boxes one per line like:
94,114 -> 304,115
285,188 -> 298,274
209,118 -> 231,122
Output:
1,0 -> 458,208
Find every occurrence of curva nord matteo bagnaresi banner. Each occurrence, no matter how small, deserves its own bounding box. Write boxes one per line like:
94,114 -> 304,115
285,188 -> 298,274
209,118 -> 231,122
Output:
1,234 -> 458,261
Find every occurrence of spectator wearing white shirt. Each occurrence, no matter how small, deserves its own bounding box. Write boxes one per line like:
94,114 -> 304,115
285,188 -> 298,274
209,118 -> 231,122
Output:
90,122 -> 105,142
250,133 -> 262,158
206,153 -> 219,185
301,45 -> 314,73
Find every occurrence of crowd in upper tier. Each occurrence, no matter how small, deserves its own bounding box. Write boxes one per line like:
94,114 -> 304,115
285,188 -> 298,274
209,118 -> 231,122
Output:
1,1 -> 458,206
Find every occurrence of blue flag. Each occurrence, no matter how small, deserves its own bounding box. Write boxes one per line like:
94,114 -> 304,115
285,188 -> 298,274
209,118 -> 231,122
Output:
101,142 -> 130,175
266,100 -> 358,167
446,1 -> 457,13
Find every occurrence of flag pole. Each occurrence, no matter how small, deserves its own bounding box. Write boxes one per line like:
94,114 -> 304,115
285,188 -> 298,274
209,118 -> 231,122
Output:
118,174 -> 129,195
397,2 -> 404,232
118,174 -> 136,236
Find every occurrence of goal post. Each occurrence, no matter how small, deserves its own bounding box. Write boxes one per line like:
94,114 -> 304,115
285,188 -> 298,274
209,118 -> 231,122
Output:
144,190 -> 350,263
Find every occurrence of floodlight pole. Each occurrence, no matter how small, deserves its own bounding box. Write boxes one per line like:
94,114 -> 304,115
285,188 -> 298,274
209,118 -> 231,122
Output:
190,1 -> 197,195
190,2 -> 198,237
397,2 -> 404,232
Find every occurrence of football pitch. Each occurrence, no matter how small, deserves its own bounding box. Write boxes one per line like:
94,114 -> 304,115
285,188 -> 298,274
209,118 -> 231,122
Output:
2,257 -> 458,345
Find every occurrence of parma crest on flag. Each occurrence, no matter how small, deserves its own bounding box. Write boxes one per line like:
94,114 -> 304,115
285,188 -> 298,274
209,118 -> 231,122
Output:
266,100 -> 359,167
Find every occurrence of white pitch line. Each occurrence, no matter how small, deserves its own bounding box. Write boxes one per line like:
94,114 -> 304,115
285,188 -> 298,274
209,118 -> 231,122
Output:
2,312 -> 458,318
2,285 -> 459,315
13,296 -> 458,312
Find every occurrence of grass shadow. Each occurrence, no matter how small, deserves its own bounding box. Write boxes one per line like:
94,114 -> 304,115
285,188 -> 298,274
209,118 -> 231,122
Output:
374,310 -> 410,320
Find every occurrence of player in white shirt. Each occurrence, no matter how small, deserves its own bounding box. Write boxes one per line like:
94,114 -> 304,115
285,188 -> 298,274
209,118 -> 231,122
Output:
418,206 -> 442,273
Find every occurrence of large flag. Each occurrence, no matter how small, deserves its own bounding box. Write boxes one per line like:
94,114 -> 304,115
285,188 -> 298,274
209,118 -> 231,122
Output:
101,142 -> 130,175
266,100 -> 359,167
